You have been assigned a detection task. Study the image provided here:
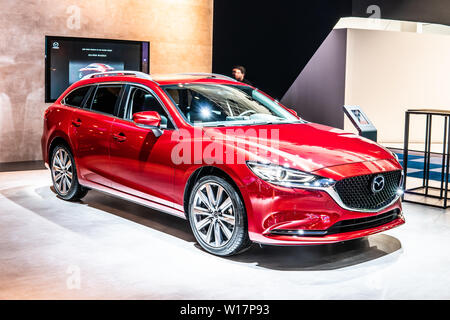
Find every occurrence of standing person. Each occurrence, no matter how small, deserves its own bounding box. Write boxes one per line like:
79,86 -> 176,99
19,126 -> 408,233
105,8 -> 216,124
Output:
231,65 -> 253,86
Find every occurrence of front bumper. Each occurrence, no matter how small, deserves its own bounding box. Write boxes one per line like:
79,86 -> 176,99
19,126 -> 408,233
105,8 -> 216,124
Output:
243,159 -> 405,245
249,200 -> 404,246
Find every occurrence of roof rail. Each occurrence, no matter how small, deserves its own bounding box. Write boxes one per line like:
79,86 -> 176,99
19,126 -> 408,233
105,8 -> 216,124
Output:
81,70 -> 153,81
176,73 -> 237,82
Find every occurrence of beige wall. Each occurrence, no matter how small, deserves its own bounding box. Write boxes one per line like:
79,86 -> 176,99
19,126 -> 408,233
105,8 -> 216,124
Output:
344,28 -> 450,144
0,0 -> 213,162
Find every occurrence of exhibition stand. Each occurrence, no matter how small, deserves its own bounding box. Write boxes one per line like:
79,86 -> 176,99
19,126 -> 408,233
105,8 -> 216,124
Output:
403,109 -> 450,208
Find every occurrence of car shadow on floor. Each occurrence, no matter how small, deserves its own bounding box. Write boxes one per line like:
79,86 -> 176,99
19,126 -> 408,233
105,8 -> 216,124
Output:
2,185 -> 402,271
224,234 -> 402,271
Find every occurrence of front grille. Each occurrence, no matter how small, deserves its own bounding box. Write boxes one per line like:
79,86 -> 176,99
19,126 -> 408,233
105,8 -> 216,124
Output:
334,170 -> 402,210
325,209 -> 400,235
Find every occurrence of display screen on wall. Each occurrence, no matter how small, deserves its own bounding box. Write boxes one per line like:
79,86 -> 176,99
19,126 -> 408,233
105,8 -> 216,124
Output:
45,36 -> 149,102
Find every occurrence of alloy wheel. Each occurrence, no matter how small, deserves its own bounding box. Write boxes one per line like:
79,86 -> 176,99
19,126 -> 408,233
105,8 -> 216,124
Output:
52,148 -> 73,195
192,182 -> 236,248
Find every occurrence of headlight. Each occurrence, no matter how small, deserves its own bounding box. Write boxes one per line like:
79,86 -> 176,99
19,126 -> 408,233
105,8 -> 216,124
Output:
393,152 -> 399,161
246,161 -> 335,188
389,150 -> 399,161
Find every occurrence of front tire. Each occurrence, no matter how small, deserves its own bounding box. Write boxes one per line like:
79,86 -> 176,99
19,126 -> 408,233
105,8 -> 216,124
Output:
50,145 -> 88,201
188,175 -> 251,256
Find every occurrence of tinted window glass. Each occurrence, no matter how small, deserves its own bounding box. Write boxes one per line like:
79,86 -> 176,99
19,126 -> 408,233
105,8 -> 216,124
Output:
128,87 -> 174,129
63,86 -> 90,107
91,86 -> 122,115
163,84 -> 300,127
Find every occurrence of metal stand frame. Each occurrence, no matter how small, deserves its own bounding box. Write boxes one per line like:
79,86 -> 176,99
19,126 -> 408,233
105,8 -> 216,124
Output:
403,110 -> 450,208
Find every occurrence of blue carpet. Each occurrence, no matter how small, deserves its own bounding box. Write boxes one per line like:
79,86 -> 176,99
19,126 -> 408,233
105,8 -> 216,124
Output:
395,152 -> 446,182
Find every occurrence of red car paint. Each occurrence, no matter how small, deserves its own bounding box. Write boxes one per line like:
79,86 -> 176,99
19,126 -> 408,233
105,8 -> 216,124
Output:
41,74 -> 404,246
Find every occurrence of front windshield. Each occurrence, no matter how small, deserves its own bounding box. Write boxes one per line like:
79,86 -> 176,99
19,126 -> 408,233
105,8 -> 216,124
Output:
163,84 -> 303,127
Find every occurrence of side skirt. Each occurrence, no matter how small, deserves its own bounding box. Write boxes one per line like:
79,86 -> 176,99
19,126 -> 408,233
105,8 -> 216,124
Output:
80,179 -> 187,220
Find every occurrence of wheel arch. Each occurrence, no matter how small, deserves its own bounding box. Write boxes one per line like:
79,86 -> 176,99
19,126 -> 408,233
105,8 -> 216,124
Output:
183,166 -> 247,219
48,135 -> 73,161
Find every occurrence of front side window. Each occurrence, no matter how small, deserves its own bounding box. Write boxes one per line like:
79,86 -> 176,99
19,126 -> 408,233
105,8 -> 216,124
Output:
90,85 -> 123,116
163,84 -> 302,127
63,86 -> 90,107
127,87 -> 174,129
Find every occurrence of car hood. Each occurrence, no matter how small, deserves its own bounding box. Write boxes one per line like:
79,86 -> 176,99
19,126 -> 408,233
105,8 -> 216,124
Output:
203,122 -> 394,173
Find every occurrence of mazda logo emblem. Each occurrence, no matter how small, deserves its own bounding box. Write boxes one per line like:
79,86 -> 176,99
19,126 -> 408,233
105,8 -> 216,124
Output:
371,175 -> 385,193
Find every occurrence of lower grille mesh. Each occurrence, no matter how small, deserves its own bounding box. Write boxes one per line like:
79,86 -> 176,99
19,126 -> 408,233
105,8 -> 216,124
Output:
325,209 -> 400,235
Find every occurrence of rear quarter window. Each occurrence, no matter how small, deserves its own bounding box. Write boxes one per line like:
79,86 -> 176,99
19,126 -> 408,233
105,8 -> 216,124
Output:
62,86 -> 90,107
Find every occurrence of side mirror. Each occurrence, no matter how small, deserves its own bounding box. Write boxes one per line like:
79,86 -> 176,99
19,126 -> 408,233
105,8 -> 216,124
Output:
287,108 -> 298,117
133,111 -> 163,137
133,111 -> 161,127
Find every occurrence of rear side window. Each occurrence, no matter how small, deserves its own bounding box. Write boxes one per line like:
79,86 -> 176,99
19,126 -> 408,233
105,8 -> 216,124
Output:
90,85 -> 123,116
63,86 -> 90,107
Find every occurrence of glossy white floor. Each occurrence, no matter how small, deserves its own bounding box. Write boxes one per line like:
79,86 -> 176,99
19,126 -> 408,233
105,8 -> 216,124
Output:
1,169 -> 449,300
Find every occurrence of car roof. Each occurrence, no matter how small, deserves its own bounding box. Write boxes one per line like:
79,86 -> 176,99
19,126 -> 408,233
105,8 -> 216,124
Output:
74,72 -> 246,87
151,73 -> 236,84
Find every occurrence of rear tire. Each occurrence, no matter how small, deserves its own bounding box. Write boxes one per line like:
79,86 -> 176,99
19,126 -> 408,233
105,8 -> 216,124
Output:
188,175 -> 251,256
50,145 -> 88,201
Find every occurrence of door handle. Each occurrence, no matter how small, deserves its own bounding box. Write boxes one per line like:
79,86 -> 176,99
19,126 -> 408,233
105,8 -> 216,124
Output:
113,132 -> 127,142
71,119 -> 82,127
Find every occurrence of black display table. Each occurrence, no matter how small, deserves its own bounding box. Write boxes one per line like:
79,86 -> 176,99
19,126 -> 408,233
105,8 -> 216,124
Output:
403,109 -> 450,208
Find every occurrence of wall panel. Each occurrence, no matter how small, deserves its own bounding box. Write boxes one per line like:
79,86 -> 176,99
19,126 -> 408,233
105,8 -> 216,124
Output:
0,0 -> 213,162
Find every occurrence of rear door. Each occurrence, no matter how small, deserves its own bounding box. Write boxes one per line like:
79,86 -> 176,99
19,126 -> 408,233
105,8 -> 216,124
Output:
70,84 -> 124,187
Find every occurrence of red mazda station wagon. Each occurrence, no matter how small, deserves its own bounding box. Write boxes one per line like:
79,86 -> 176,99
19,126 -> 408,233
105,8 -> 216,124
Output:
41,71 -> 405,256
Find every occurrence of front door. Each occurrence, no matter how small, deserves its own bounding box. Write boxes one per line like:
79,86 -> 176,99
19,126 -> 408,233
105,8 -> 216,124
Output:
109,85 -> 178,207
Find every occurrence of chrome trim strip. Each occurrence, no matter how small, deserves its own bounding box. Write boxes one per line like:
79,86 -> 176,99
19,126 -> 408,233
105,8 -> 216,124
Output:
270,229 -> 328,237
325,186 -> 400,213
292,184 -> 401,213
173,203 -> 185,211
65,81 -> 179,131
122,82 -> 178,130
81,180 -> 186,220
60,83 -> 94,107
